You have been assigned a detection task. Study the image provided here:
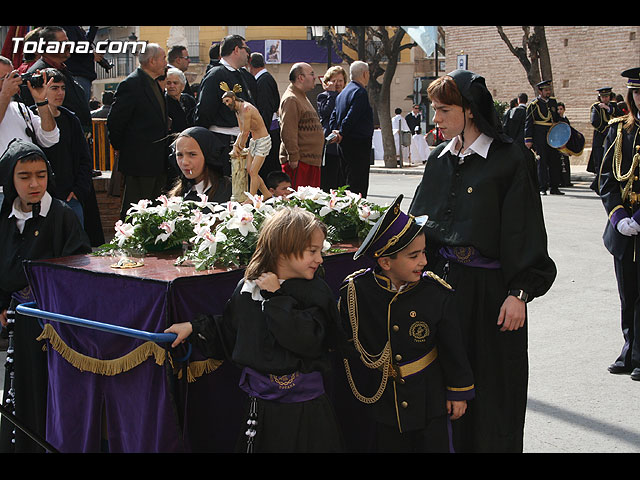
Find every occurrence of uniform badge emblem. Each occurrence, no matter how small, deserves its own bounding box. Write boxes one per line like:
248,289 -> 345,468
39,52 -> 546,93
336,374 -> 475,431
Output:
409,321 -> 430,342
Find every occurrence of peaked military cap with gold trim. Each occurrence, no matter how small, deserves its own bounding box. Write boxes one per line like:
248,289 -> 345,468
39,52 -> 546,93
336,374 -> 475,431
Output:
354,194 -> 428,261
622,68 -> 640,89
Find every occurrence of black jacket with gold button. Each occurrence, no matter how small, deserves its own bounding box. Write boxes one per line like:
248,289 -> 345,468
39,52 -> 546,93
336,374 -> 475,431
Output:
338,267 -> 475,433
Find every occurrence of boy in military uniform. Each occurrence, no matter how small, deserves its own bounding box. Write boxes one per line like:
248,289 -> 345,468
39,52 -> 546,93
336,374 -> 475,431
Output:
338,195 -> 475,452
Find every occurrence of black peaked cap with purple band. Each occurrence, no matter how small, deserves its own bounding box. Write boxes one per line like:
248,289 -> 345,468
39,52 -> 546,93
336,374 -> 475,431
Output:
354,194 -> 428,261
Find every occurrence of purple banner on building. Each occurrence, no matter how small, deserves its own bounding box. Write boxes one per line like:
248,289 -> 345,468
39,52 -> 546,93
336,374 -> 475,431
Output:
247,39 -> 342,65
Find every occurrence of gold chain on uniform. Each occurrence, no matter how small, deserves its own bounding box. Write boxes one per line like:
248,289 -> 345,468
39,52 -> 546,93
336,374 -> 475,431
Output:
612,121 -> 640,202
342,278 -> 393,404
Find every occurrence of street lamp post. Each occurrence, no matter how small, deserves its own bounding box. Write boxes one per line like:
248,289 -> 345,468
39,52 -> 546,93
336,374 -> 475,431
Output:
309,26 -> 346,70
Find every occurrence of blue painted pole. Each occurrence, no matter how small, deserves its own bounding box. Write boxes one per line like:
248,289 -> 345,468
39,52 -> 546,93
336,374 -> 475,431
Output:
16,302 -> 177,344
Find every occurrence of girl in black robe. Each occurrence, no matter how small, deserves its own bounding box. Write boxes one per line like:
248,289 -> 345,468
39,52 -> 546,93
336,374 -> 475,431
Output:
0,139 -> 91,452
167,126 -> 232,205
166,207 -> 346,452
408,70 -> 557,452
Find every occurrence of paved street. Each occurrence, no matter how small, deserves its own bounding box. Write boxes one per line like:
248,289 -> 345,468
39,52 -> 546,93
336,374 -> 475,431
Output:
2,164 -> 639,453
367,164 -> 640,453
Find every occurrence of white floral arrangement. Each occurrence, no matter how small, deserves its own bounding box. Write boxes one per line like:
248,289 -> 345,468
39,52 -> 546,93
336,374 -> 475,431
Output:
94,186 -> 388,271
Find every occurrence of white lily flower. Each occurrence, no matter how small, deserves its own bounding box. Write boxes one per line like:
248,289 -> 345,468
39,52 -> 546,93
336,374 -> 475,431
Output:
318,193 -> 350,217
126,198 -> 152,216
226,206 -> 257,237
358,204 -> 381,224
114,220 -> 136,246
197,230 -> 227,255
155,219 -> 176,244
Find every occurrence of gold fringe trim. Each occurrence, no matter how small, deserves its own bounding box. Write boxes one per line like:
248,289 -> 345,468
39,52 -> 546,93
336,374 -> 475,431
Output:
37,323 -> 170,376
176,358 -> 224,383
37,323 -> 225,382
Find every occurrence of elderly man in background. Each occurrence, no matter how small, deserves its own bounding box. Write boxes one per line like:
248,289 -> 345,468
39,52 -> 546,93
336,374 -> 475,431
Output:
165,67 -> 196,134
330,60 -> 374,197
107,43 -> 169,220
278,62 -> 325,189
167,45 -> 194,98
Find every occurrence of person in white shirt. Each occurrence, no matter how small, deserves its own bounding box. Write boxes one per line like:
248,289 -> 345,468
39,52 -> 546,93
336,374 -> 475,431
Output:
391,108 -> 411,165
0,55 -> 59,205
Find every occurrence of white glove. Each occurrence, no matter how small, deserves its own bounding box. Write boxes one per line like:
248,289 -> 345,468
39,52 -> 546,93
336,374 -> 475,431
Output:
617,217 -> 640,236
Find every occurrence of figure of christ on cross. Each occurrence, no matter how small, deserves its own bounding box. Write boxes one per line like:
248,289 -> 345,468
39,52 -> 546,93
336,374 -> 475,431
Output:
222,91 -> 272,199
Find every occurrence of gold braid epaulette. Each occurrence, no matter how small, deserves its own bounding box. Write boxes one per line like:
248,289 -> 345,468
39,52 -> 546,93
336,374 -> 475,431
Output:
424,270 -> 453,291
342,268 -> 368,284
609,116 -> 625,125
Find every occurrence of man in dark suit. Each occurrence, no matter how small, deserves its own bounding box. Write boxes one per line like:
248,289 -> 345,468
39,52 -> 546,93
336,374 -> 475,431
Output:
503,92 -> 527,146
405,104 -> 422,134
107,43 -> 169,220
248,52 -> 281,176
330,61 -> 374,197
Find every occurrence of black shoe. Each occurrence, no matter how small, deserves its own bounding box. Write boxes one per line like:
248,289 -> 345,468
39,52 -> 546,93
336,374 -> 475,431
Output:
608,363 -> 634,374
540,190 -> 547,195
631,368 -> 640,381
550,188 -> 565,195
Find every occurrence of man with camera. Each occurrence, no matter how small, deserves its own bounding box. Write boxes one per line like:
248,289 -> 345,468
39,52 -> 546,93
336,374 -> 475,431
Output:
0,56 -> 59,154
22,26 -> 92,133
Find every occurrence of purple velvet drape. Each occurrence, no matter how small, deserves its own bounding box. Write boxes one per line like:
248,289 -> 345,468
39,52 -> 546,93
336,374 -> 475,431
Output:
23,251 -> 372,453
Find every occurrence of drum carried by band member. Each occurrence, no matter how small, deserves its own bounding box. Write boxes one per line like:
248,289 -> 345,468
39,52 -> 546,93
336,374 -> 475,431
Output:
547,120 -> 585,156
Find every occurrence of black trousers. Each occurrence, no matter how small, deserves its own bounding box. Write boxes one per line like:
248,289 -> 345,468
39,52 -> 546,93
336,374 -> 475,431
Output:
373,416 -> 453,453
536,142 -> 562,191
120,174 -> 167,221
338,136 -> 372,198
612,242 -> 640,369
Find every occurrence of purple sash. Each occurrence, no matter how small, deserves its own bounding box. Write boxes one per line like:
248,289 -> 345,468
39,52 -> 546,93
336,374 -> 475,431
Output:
439,246 -> 501,269
239,367 -> 325,403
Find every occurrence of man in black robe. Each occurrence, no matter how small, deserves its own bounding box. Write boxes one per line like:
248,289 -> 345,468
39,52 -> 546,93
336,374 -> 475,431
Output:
194,35 -> 253,177
409,70 -> 557,453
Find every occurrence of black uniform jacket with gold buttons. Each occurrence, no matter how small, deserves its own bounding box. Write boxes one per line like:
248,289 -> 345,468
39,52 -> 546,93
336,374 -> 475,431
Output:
599,116 -> 640,261
338,267 -> 475,433
524,96 -> 560,150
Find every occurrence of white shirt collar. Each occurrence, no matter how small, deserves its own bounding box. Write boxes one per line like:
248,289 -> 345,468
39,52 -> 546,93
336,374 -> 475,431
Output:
254,68 -> 267,79
438,132 -> 493,160
220,57 -> 236,71
190,180 -> 211,196
241,278 -> 285,302
9,191 -> 52,233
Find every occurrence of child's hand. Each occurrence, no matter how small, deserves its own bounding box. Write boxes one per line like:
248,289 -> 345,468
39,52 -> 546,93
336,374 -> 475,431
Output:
255,272 -> 280,293
447,400 -> 467,420
164,322 -> 193,348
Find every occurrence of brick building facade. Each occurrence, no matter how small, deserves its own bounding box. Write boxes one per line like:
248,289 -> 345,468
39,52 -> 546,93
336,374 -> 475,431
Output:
442,26 -> 640,164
